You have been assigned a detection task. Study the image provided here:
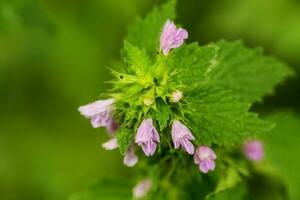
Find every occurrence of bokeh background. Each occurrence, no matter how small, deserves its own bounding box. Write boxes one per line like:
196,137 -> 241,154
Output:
0,0 -> 299,200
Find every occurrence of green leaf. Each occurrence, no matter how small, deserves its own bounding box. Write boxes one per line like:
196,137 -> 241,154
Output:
154,98 -> 171,131
205,184 -> 247,200
122,41 -> 151,75
116,128 -> 134,154
207,40 -> 293,103
205,167 -> 245,200
69,179 -> 132,200
166,42 -> 219,86
187,85 -> 272,146
125,0 -> 176,56
263,112 -> 300,200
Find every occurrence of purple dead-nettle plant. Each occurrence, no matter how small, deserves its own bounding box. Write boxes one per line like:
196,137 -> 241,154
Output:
135,119 -> 160,157
77,1 -> 293,197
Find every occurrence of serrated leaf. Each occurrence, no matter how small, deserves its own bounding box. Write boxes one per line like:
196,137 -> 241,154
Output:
187,85 -> 272,146
167,42 -> 219,86
125,0 -> 176,57
116,128 -> 134,154
154,98 -> 171,131
207,40 -> 293,103
122,41 -> 151,75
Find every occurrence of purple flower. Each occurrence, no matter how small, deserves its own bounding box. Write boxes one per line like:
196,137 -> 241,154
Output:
106,118 -> 119,134
160,19 -> 188,55
243,140 -> 264,161
133,179 -> 152,199
194,146 -> 217,173
102,137 -> 119,150
135,119 -> 160,156
123,146 -> 138,167
171,120 -> 195,155
79,99 -> 115,128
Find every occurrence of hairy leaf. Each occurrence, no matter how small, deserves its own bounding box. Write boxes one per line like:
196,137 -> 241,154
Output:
187,85 -> 272,146
207,40 -> 293,103
116,128 -> 134,154
166,42 -> 219,86
122,41 -> 151,75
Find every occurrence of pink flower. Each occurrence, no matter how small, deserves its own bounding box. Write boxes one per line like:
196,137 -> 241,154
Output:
194,146 -> 217,173
160,19 -> 188,55
78,99 -> 115,128
135,119 -> 160,156
171,120 -> 195,155
102,138 -> 119,150
133,179 -> 152,199
243,140 -> 264,161
123,146 -> 138,167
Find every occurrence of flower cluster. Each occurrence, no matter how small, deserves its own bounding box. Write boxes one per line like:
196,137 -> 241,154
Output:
78,19 -> 265,199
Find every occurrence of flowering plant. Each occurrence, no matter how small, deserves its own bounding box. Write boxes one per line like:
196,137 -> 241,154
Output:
76,0 -> 294,199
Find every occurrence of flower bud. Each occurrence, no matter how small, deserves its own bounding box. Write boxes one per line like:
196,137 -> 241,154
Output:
102,138 -> 119,150
243,140 -> 264,161
123,146 -> 138,167
133,179 -> 152,199
143,97 -> 154,106
194,146 -> 217,173
171,90 -> 183,103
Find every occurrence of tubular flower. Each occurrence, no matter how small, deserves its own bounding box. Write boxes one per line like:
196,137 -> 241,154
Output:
133,179 -> 152,199
160,19 -> 188,55
243,140 -> 264,161
171,120 -> 195,155
135,119 -> 160,156
194,146 -> 217,173
123,146 -> 138,167
106,118 -> 119,134
79,99 -> 115,128
102,138 -> 119,150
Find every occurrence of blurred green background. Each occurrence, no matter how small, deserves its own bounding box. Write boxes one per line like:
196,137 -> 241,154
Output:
0,0 -> 299,200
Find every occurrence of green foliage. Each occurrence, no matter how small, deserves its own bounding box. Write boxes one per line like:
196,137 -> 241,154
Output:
166,42 -> 219,85
123,41 -> 152,75
207,40 -> 294,103
154,98 -> 172,131
75,0 -> 295,200
187,85 -> 272,145
125,0 -> 176,56
69,179 -> 132,200
116,128 -> 134,154
262,112 -> 300,200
